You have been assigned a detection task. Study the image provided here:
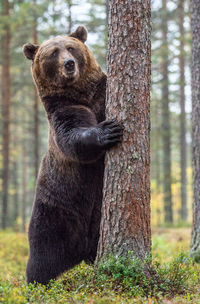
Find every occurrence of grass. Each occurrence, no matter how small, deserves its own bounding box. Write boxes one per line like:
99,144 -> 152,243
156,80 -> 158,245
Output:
0,228 -> 200,303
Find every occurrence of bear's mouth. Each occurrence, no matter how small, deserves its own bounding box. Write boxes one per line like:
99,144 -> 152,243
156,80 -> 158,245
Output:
62,66 -> 73,76
63,71 -> 76,79
59,70 -> 79,86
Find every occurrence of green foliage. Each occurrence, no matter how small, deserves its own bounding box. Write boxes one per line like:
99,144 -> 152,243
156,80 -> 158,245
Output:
0,229 -> 200,303
96,251 -> 197,298
96,253 -> 150,297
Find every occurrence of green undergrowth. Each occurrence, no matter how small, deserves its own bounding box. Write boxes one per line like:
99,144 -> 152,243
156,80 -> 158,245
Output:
0,229 -> 200,303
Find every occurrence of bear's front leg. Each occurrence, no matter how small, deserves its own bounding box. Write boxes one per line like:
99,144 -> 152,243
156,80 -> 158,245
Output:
51,106 -> 123,163
63,120 -> 123,163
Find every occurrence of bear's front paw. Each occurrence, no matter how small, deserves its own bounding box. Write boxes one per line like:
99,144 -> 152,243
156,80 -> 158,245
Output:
98,119 -> 124,149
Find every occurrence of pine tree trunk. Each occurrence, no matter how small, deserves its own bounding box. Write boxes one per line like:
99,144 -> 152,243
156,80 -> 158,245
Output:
178,0 -> 187,221
22,143 -> 27,232
13,161 -> 19,223
97,0 -> 151,261
33,4 -> 39,180
161,0 -> 173,223
155,104 -> 161,192
67,0 -> 72,34
1,0 -> 10,229
33,88 -> 39,179
12,132 -> 19,223
105,0 -> 108,25
190,0 -> 200,258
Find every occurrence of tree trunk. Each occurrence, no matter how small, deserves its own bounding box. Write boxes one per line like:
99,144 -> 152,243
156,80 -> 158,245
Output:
154,103 -> 161,192
97,0 -> 151,261
105,0 -> 108,25
12,131 -> 19,224
190,0 -> 200,258
1,0 -> 10,229
33,0 -> 39,180
22,143 -> 27,232
33,88 -> 39,180
13,161 -> 19,223
178,0 -> 187,221
161,0 -> 173,223
67,0 -> 72,34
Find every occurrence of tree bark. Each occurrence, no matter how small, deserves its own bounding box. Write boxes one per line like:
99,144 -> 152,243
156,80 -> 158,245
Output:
67,0 -> 72,34
178,0 -> 187,221
12,131 -> 19,224
153,102 -> 161,192
190,0 -> 200,258
97,0 -> 151,261
22,143 -> 27,232
1,0 -> 10,229
33,0 -> 39,180
105,0 -> 108,25
161,0 -> 173,223
13,161 -> 19,223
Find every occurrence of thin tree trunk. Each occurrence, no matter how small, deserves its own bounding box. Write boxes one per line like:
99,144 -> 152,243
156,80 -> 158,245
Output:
178,0 -> 187,221
161,0 -> 173,223
67,0 -> 72,34
190,0 -> 200,258
97,0 -> 151,261
105,0 -> 108,25
104,0 -> 109,51
33,89 -> 39,179
33,1 -> 39,180
12,132 -> 19,223
1,0 -> 10,229
13,161 -> 19,223
153,106 -> 161,224
22,143 -> 27,232
155,104 -> 161,192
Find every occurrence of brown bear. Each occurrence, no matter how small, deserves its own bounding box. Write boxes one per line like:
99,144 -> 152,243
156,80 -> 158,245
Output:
23,26 -> 123,285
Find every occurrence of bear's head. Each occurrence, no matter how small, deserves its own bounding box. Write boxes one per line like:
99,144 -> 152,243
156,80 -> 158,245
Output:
23,26 -> 102,98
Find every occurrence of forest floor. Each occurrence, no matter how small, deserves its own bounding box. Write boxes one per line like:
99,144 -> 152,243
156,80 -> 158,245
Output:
0,227 -> 200,304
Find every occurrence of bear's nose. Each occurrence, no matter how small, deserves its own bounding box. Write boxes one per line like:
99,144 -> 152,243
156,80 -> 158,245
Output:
64,58 -> 75,72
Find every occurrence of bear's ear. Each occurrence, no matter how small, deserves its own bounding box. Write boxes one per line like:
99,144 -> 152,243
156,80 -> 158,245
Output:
69,26 -> 87,43
23,43 -> 39,60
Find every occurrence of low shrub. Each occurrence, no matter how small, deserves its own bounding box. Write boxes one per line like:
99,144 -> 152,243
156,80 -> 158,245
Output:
95,251 -> 199,297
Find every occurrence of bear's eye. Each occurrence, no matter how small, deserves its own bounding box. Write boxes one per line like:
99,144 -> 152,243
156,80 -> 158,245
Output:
51,49 -> 59,57
67,47 -> 74,53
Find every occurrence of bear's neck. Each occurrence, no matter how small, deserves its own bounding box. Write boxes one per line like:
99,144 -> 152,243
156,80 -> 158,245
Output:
41,74 -> 106,115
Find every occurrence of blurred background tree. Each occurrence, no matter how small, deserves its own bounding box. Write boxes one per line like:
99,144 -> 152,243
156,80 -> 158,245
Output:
0,0 -> 193,230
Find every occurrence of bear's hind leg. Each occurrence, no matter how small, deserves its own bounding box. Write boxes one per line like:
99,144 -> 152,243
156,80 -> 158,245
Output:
84,207 -> 101,264
26,255 -> 62,285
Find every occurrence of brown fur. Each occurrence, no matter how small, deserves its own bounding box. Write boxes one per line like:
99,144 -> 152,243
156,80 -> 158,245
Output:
32,36 -> 102,98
